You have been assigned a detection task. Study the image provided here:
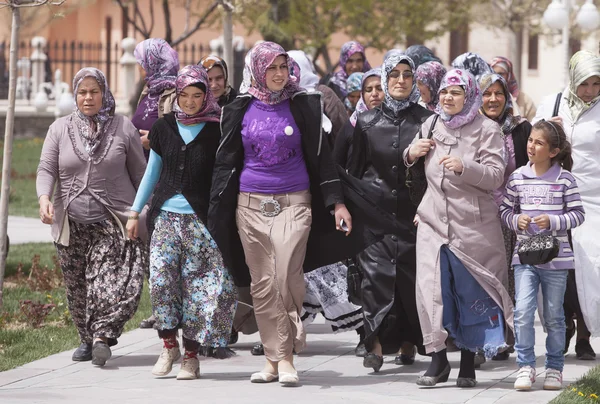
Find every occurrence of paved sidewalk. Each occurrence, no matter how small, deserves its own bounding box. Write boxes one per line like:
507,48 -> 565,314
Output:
0,317 -> 598,404
7,216 -> 53,245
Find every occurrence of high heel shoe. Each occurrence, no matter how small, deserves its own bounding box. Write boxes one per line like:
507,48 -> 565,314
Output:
363,353 -> 384,372
416,363 -> 451,386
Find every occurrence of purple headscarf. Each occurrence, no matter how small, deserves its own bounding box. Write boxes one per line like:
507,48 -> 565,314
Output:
72,67 -> 116,155
381,53 -> 420,115
415,61 -> 447,111
329,41 -> 372,97
173,65 -> 221,125
436,69 -> 482,129
134,38 -> 179,115
349,67 -> 381,126
451,52 -> 493,83
248,41 -> 301,105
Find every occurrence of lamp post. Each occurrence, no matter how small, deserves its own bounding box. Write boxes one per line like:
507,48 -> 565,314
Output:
544,0 -> 600,87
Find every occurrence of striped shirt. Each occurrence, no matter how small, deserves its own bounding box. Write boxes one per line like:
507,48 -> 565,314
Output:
499,162 -> 585,270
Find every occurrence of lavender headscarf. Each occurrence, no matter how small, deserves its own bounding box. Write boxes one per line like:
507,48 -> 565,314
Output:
329,41 -> 372,97
479,73 -> 524,135
451,52 -> 493,82
436,69 -> 482,129
248,42 -> 301,105
415,61 -> 447,111
134,38 -> 179,116
173,65 -> 221,125
381,53 -> 420,115
72,67 -> 116,155
350,67 -> 382,127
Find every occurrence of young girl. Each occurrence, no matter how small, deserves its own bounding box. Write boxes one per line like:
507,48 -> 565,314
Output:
499,120 -> 585,391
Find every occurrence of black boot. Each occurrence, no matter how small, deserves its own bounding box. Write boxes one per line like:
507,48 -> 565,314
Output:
416,349 -> 451,386
72,342 -> 92,361
251,343 -> 264,356
456,349 -> 477,387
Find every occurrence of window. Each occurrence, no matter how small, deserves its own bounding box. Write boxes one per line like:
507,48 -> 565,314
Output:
528,34 -> 539,70
449,26 -> 469,62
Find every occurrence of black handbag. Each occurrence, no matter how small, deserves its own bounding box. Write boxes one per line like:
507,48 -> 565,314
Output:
517,234 -> 560,265
405,114 -> 438,206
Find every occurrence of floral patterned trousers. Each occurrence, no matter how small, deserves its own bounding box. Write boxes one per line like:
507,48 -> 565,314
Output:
150,211 -> 237,351
56,218 -> 147,345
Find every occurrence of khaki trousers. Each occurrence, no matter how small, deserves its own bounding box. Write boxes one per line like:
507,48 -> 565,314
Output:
236,190 -> 312,361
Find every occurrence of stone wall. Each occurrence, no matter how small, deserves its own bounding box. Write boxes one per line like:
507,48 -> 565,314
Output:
0,115 -> 55,138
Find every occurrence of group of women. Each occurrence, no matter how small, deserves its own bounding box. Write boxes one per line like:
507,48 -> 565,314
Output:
36,37 -> 600,390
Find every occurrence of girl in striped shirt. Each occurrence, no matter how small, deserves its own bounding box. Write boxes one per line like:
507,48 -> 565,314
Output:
500,120 -> 585,391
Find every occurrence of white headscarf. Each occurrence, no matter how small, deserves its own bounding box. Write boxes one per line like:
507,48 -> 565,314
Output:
287,50 -> 320,91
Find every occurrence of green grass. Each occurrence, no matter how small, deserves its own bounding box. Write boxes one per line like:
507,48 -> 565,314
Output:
0,243 -> 152,372
0,137 -> 45,218
551,365 -> 600,403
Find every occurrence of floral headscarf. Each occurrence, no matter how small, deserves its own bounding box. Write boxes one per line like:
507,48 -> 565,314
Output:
405,45 -> 442,68
287,50 -> 319,91
567,50 -> 600,121
479,73 -> 524,135
344,72 -> 364,111
248,41 -> 301,105
199,54 -> 233,100
451,52 -> 493,83
72,67 -> 116,155
350,67 -> 382,127
173,65 -> 221,125
381,53 -> 420,115
239,47 -> 254,94
134,38 -> 179,116
436,69 -> 482,129
489,56 -> 519,98
329,41 -> 372,97
415,61 -> 447,111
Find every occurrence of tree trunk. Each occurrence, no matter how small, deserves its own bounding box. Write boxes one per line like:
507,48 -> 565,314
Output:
162,0 -> 172,44
509,28 -> 523,86
222,9 -> 234,80
0,6 -> 20,308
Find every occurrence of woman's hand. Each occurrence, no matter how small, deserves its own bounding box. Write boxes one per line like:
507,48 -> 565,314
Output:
334,203 -> 352,236
139,130 -> 150,150
39,195 -> 54,225
126,211 -> 140,240
413,213 -> 420,227
439,155 -> 463,174
407,139 -> 435,164
517,214 -> 532,230
532,214 -> 550,230
548,116 -> 563,127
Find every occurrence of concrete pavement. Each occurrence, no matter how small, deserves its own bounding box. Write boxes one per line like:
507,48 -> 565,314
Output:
7,215 -> 53,245
1,316 -> 598,404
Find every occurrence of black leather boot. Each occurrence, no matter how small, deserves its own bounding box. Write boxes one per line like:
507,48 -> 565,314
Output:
72,342 -> 92,361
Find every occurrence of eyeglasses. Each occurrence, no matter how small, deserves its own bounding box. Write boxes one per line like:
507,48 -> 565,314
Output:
388,71 -> 414,80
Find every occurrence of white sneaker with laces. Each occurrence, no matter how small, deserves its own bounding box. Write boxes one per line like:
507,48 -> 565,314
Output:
543,368 -> 563,390
514,366 -> 536,390
152,346 -> 181,376
177,356 -> 200,380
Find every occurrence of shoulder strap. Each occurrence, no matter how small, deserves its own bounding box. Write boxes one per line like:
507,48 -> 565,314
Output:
552,92 -> 562,117
425,114 -> 439,139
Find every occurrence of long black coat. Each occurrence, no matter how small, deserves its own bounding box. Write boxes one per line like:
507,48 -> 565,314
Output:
207,92 -> 389,287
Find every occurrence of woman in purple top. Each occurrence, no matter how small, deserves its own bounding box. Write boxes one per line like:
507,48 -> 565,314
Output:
208,41 -> 355,386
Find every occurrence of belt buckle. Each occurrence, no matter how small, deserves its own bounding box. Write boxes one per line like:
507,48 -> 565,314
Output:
259,198 -> 281,217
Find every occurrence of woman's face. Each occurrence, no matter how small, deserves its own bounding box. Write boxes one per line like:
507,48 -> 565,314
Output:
439,85 -> 466,116
417,80 -> 431,103
265,55 -> 289,92
345,53 -> 365,75
178,85 -> 205,116
482,81 -> 506,120
347,91 -> 361,108
576,75 -> 600,103
387,63 -> 413,100
207,66 -> 226,99
76,77 -> 103,117
493,66 -> 509,83
363,76 -> 383,109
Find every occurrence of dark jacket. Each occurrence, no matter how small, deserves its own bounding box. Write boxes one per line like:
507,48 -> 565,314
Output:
317,84 -> 348,143
333,119 -> 354,169
511,120 -> 532,169
147,113 -> 221,235
218,87 -> 238,107
207,92 -> 381,287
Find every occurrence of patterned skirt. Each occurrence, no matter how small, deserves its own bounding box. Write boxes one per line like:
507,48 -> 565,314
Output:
301,262 -> 363,333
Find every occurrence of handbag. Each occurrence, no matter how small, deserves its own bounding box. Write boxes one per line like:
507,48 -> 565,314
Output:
405,114 -> 438,206
517,234 -> 560,265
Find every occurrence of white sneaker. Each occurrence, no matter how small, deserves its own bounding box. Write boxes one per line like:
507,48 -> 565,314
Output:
514,366 -> 536,390
177,356 -> 200,380
152,346 -> 181,376
543,368 -> 563,390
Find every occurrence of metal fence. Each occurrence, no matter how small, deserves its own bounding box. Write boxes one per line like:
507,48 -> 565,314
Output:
0,40 -> 245,99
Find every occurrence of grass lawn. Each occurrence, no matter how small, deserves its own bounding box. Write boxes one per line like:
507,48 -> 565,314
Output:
0,137 -> 45,218
0,243 -> 152,372
551,365 -> 600,403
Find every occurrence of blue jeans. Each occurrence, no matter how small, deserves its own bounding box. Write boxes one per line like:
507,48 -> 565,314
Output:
514,264 -> 568,371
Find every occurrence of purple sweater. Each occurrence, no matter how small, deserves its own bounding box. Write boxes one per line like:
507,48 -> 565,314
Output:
239,98 -> 310,194
499,162 -> 585,270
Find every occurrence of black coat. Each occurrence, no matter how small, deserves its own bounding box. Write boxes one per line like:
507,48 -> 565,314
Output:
511,120 -> 532,169
207,93 -> 385,287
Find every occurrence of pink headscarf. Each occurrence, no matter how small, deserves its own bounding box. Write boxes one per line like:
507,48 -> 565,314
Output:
173,65 -> 221,125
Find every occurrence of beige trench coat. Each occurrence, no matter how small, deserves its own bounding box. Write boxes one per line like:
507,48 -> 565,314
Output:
406,113 -> 514,354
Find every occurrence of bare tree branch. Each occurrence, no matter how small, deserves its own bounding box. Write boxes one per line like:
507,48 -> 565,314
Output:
162,0 -> 172,44
0,0 -> 65,7
114,0 -> 151,39
170,0 -> 220,46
